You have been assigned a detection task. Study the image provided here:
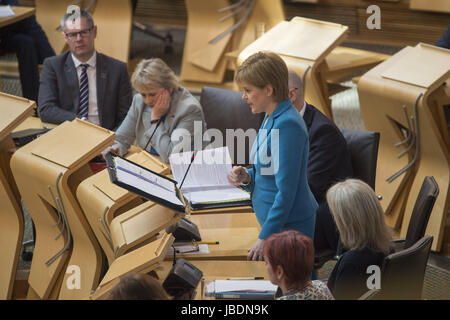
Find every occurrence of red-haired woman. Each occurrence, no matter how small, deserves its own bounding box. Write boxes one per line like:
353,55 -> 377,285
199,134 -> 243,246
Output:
263,230 -> 334,300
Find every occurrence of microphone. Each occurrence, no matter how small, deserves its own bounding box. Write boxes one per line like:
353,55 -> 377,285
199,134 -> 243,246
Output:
143,119 -> 162,153
179,151 -> 196,190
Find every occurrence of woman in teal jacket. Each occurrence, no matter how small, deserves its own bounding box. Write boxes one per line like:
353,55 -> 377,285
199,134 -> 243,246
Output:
228,51 -> 318,261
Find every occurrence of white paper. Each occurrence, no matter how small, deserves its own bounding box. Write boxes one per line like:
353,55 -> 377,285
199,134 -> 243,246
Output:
214,280 -> 277,293
114,157 -> 183,207
169,147 -> 250,205
166,243 -> 209,255
0,5 -> 15,18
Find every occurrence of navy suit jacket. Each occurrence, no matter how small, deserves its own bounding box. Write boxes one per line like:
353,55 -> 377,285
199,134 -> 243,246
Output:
38,51 -> 132,130
303,103 -> 353,204
435,25 -> 450,49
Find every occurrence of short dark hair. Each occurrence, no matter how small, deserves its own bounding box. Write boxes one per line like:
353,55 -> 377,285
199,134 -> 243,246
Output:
109,273 -> 171,300
263,230 -> 314,287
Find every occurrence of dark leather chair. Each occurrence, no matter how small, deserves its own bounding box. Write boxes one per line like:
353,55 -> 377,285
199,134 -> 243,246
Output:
314,129 -> 380,269
340,129 -> 380,190
377,235 -> 433,300
200,86 -> 264,167
394,176 -> 439,251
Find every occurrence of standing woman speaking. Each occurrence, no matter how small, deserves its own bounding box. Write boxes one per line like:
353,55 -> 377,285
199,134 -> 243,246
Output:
228,51 -> 318,261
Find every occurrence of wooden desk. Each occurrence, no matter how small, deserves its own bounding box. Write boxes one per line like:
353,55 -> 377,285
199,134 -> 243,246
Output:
10,119 -> 116,299
167,212 -> 261,261
324,46 -> 391,84
12,116 -> 57,133
0,93 -> 35,300
358,43 -> 450,251
189,211 -> 258,229
0,6 -> 35,28
157,260 -> 269,300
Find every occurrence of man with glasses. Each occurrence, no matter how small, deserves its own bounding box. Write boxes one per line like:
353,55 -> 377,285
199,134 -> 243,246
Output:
38,9 -> 132,130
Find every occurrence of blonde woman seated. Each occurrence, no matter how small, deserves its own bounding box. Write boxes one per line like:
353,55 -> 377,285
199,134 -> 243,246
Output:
263,230 -> 334,300
326,179 -> 393,300
108,58 -> 206,163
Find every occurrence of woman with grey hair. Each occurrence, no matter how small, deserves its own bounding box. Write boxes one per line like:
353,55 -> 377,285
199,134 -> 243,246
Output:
326,178 -> 392,300
107,58 -> 206,163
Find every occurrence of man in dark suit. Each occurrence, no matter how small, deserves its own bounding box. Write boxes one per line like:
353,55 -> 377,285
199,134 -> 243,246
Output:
0,0 -> 55,102
38,9 -> 132,130
288,70 -> 353,252
435,25 -> 450,49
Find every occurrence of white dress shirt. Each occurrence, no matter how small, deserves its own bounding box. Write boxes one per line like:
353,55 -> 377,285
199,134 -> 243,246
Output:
299,101 -> 306,118
71,52 -> 99,126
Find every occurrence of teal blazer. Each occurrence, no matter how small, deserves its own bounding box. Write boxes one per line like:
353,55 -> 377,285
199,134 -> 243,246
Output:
245,99 -> 318,240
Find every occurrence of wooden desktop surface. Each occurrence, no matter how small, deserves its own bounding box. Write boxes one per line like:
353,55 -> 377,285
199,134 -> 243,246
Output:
0,6 -> 35,28
157,260 -> 269,300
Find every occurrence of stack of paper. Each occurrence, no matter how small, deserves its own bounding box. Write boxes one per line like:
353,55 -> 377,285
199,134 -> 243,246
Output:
169,147 -> 251,208
206,280 -> 277,299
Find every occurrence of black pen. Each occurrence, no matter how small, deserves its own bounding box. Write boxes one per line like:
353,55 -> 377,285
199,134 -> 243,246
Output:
226,277 -> 264,280
179,152 -> 196,189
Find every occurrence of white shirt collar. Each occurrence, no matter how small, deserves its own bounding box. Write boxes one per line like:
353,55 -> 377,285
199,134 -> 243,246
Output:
299,101 -> 306,117
71,51 -> 97,68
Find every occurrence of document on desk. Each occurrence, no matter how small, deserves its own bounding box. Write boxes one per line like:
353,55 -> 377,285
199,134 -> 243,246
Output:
206,280 -> 277,299
0,5 -> 15,18
169,147 -> 251,209
105,152 -> 186,212
167,242 -> 210,255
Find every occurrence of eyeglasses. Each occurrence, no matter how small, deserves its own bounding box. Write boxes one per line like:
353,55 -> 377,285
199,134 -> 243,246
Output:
64,27 -> 93,40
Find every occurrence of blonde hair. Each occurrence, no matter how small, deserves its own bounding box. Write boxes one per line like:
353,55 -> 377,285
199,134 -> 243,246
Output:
326,179 -> 392,254
235,51 -> 289,104
131,58 -> 178,92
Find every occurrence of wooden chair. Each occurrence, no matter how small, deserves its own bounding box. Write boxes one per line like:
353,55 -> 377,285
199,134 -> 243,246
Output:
357,43 -> 450,252
0,93 -> 35,299
10,119 -> 115,299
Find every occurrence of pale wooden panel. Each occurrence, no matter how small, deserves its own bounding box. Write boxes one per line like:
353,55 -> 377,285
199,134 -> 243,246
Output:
239,18 -> 348,62
190,212 -> 259,229
0,6 -> 35,28
0,93 -> 35,141
410,0 -> 450,13
358,44 -> 450,251
230,0 -> 285,54
110,202 -> 180,257
382,43 -> 450,89
99,233 -> 174,287
30,119 -> 115,169
0,137 -> 24,299
168,227 -> 260,260
92,0 -> 132,63
180,0 -> 230,83
35,0 -> 72,55
12,116 -> 57,133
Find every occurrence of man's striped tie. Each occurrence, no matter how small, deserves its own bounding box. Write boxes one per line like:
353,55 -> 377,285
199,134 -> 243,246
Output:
77,64 -> 89,119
